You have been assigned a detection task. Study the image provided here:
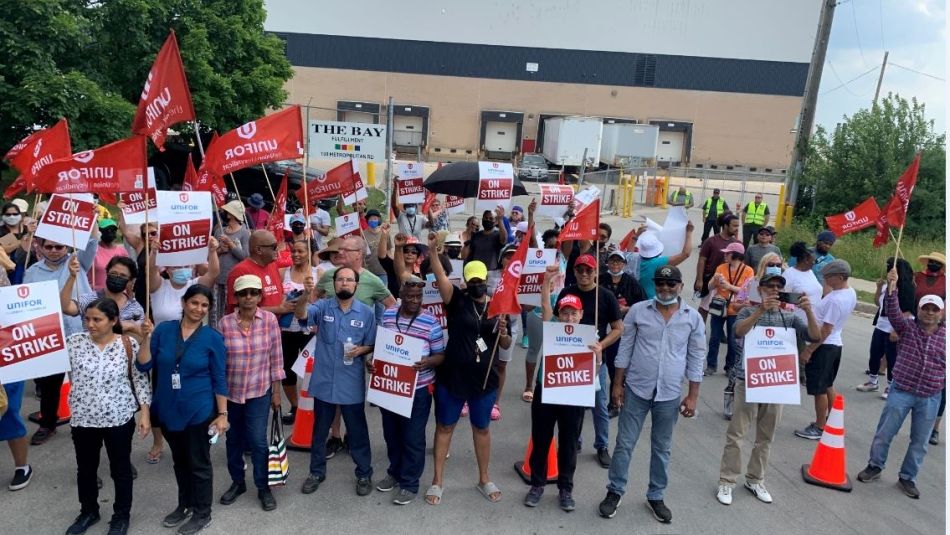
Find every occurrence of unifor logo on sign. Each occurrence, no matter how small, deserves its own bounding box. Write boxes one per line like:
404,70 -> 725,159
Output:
564,324 -> 574,335
179,193 -> 189,203
535,249 -> 543,259
237,121 -> 257,140
395,334 -> 404,345
765,328 -> 775,338
17,286 -> 30,299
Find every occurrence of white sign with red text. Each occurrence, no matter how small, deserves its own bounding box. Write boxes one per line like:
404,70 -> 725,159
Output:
367,327 -> 422,417
335,212 -> 361,238
0,281 -> 70,384
35,194 -> 97,250
475,162 -> 514,212
155,190 -> 212,267
342,160 -> 369,205
573,186 -> 601,213
422,275 -> 447,329
517,248 -> 557,306
537,184 -> 574,218
445,195 -> 467,215
541,322 -> 596,407
119,168 -> 158,225
396,162 -> 426,205
743,326 -> 800,405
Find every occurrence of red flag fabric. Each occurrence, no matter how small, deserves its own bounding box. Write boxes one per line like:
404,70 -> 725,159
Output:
193,134 -> 229,207
557,199 -> 600,243
295,159 -> 353,211
33,136 -> 147,195
201,106 -> 303,177
3,176 -> 27,198
618,227 -> 636,251
181,154 -> 198,191
824,197 -> 881,237
487,224 -> 534,318
6,119 -> 72,193
421,189 -> 437,215
884,153 -> 920,228
267,173 -> 288,240
873,195 -> 901,248
132,31 -> 196,150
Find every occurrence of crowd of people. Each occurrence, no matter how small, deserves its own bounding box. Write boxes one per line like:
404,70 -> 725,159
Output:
0,188 -> 945,533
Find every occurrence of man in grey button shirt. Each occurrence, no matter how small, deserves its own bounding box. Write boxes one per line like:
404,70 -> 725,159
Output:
597,265 -> 705,524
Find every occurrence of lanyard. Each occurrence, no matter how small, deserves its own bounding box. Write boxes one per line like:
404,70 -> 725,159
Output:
395,309 -> 420,335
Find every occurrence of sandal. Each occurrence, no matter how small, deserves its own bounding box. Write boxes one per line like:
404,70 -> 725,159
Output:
476,481 -> 502,503
522,390 -> 533,403
146,447 -> 163,464
425,484 -> 443,505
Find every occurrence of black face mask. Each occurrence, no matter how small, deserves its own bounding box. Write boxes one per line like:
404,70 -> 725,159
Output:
928,261 -> 943,273
105,274 -> 129,293
467,283 -> 488,298
219,213 -> 230,224
447,248 -> 461,259
291,224 -> 305,235
336,289 -> 355,300
100,228 -> 117,244
481,220 -> 495,231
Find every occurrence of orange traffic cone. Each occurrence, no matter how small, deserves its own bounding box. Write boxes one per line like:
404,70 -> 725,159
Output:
28,373 -> 71,426
287,357 -> 315,451
802,394 -> 852,492
514,436 -> 559,484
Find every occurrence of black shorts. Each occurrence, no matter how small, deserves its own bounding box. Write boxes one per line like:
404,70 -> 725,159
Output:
805,344 -> 842,395
280,330 -> 312,387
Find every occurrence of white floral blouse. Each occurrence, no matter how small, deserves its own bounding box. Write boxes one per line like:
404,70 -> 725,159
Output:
66,333 -> 151,428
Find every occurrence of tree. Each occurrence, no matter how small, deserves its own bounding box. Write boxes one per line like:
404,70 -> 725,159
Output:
0,0 -> 292,156
794,93 -> 946,240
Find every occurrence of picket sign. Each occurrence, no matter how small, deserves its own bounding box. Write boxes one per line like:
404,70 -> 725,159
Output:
396,162 -> 426,204
517,248 -> 557,306
743,326 -> 801,405
35,194 -> 97,250
0,280 -> 70,384
540,322 -> 597,407
367,327 -> 422,418
155,191 -> 213,267
475,162 -> 514,212
119,168 -> 159,224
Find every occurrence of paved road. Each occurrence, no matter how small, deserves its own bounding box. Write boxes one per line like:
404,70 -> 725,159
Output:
2,206 -> 944,535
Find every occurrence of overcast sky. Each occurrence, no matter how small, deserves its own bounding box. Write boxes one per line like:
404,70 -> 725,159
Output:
817,0 -> 946,134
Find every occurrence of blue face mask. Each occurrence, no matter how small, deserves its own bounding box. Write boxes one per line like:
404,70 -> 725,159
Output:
367,219 -> 380,229
765,266 -> 782,277
405,206 -> 417,216
170,268 -> 192,285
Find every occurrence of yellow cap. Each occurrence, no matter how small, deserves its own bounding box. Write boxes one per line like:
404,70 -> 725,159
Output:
233,274 -> 262,293
463,261 -> 488,282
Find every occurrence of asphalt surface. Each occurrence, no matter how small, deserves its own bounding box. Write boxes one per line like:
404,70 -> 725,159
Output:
2,204 -> 945,535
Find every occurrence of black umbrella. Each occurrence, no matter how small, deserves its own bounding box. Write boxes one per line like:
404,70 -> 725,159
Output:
423,161 -> 528,198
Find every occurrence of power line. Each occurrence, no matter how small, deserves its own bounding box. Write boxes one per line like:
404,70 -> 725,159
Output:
850,0 -> 869,66
826,60 -> 866,97
889,62 -> 946,81
819,65 -> 879,95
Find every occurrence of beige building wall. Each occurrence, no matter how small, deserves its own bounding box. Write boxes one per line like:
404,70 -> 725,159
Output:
286,67 -> 801,170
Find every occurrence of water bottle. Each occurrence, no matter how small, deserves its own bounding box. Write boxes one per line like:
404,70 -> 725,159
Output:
208,424 -> 219,445
343,337 -> 355,366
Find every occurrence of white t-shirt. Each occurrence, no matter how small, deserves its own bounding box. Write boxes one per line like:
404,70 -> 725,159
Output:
151,276 -> 200,325
309,210 -> 332,249
782,267 -> 823,323
875,291 -> 893,333
815,287 -> 857,347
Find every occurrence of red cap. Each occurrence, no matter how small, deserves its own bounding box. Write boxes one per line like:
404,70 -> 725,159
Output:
575,254 -> 597,270
557,294 -> 583,311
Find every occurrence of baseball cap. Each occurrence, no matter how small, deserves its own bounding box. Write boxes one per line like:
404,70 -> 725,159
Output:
98,218 -> 118,229
821,259 -> 851,278
607,250 -> 627,263
637,233 -> 664,258
721,242 -> 745,255
758,226 -> 776,235
557,294 -> 583,311
817,230 -> 837,244
289,213 -> 306,225
653,264 -> 682,283
234,274 -> 262,293
919,294 -> 945,310
444,232 -> 463,246
515,221 -> 529,234
511,205 -> 524,214
10,198 -> 28,214
574,254 -> 597,270
463,261 -> 488,282
759,272 -> 786,286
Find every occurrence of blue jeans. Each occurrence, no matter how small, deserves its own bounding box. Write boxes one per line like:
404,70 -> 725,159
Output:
607,386 -> 680,500
225,392 -> 271,489
309,399 -> 373,480
706,314 -> 737,371
577,363 -> 610,450
868,387 -> 941,482
380,387 -> 432,493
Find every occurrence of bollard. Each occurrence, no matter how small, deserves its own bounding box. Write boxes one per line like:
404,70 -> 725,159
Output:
784,205 -> 794,226
776,184 -> 786,227
366,161 -> 376,187
659,178 -> 668,209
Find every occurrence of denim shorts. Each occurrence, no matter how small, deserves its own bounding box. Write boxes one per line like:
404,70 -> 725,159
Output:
434,384 -> 497,430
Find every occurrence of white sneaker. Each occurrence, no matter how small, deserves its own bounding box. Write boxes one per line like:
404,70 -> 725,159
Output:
880,385 -> 890,400
856,380 -> 879,392
716,485 -> 733,505
744,481 -> 773,503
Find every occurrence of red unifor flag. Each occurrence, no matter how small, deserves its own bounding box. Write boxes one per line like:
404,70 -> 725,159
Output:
295,159 -> 353,212
873,195 -> 901,248
884,153 -> 920,228
131,31 -> 196,150
4,119 -> 72,196
557,199 -> 600,243
267,173 -> 289,239
181,154 -> 198,191
33,136 -> 147,195
487,224 -> 534,318
201,106 -> 303,177
193,134 -> 229,207
824,197 -> 881,237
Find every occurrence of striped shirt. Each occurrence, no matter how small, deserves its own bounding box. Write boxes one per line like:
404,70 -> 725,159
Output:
381,307 -> 445,389
219,309 -> 285,404
886,290 -> 946,397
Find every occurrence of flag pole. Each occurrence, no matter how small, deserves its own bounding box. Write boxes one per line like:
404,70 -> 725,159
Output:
143,188 -> 152,320
68,194 -> 79,302
260,164 -> 278,204
192,121 -> 224,236
302,104 -> 313,273
22,193 -> 43,268
594,239 -> 600,331
482,327 -> 502,390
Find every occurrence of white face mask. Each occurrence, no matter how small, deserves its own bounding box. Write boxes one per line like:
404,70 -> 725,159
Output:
608,269 -> 624,277
2,214 -> 22,226
655,294 -> 678,305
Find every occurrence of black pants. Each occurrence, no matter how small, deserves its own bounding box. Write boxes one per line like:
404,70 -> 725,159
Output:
37,372 -> 66,428
604,343 -> 618,408
867,328 -> 898,383
164,419 -> 215,519
71,418 -> 135,520
700,219 -> 720,242
529,385 -> 583,491
742,224 -> 762,248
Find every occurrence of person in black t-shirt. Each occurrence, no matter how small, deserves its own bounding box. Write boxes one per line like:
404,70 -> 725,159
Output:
555,254 -> 623,469
463,207 -> 508,271
599,250 -> 647,414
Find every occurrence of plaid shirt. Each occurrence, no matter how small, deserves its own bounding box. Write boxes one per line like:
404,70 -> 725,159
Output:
886,290 -> 946,397
219,309 -> 285,404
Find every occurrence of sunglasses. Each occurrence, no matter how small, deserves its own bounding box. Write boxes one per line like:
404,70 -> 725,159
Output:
766,263 -> 782,268
43,244 -> 66,251
403,281 -> 426,288
654,280 -> 679,288
235,289 -> 261,297
402,248 -> 420,255
147,231 -> 158,237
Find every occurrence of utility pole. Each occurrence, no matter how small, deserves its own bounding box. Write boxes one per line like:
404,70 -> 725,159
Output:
785,0 -> 836,209
385,96 -> 394,218
872,51 -> 889,104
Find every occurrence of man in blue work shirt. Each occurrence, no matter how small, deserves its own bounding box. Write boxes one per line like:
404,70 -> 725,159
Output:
295,267 -> 378,497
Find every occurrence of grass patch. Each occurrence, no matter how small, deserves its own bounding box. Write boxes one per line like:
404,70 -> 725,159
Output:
854,288 -> 876,305
775,223 -> 944,281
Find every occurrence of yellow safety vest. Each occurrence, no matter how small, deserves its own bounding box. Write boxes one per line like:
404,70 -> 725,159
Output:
744,202 -> 767,226
703,198 -> 725,220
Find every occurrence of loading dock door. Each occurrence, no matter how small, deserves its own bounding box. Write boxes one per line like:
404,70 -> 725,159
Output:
657,130 -> 685,163
342,111 -> 376,124
393,116 -> 424,147
484,121 -> 518,153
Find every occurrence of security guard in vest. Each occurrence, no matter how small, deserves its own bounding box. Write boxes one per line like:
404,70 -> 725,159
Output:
701,188 -> 727,242
740,193 -> 770,247
668,186 -> 694,208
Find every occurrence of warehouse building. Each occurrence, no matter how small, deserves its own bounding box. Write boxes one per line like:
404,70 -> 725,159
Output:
264,0 -> 822,171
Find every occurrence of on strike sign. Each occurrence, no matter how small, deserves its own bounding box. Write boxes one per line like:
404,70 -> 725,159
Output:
368,327 -> 422,417
537,184 -> 574,218
0,281 -> 69,384
517,248 -> 556,306
119,168 -> 158,225
155,191 -> 213,267
35,194 -> 97,250
743,326 -> 800,405
396,162 -> 425,204
541,322 -> 597,407
422,275 -> 447,328
445,195 -> 466,215
475,161 -> 514,212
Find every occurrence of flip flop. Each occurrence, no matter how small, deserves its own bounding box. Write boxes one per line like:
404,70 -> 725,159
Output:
476,481 -> 502,503
146,447 -> 162,464
425,485 -> 443,505
522,391 -> 533,403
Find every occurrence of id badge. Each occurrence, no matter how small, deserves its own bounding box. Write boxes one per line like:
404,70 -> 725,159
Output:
171,373 -> 182,390
475,337 -> 488,353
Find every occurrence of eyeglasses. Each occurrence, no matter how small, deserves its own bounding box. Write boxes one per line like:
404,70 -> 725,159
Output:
654,280 -> 679,288
235,289 -> 262,297
336,277 -> 357,283
43,244 -> 65,251
402,248 -> 420,255
766,263 -> 782,268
